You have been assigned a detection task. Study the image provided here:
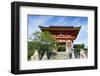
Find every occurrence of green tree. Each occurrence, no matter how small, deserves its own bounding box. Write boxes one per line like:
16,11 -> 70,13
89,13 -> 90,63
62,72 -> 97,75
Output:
28,42 -> 36,60
73,44 -> 85,58
73,44 -> 85,49
38,31 -> 57,59
28,31 -> 57,60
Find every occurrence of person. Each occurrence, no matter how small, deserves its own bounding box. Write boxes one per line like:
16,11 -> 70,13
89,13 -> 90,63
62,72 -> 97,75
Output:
68,49 -> 72,59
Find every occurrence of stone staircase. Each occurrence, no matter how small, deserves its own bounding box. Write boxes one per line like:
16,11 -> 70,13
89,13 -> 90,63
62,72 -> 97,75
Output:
50,52 -> 68,60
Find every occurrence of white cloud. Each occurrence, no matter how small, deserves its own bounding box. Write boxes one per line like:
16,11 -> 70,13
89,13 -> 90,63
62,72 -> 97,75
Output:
28,16 -> 54,38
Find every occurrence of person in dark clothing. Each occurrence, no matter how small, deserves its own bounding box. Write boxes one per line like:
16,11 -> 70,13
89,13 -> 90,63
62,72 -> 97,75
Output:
69,49 -> 72,59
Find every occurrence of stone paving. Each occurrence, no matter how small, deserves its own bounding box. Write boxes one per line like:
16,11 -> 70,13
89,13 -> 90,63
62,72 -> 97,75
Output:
50,52 -> 69,60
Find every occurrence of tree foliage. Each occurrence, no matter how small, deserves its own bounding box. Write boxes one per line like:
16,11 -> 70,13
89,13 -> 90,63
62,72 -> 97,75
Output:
73,44 -> 85,52
28,42 -> 35,60
73,44 -> 85,49
28,31 -> 57,60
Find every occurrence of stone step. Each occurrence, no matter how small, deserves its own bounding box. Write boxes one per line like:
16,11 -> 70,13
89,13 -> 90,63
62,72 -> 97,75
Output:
50,52 -> 68,60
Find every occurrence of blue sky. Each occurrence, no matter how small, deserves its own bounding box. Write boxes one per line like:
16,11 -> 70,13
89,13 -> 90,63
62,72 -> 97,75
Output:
28,15 -> 88,47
